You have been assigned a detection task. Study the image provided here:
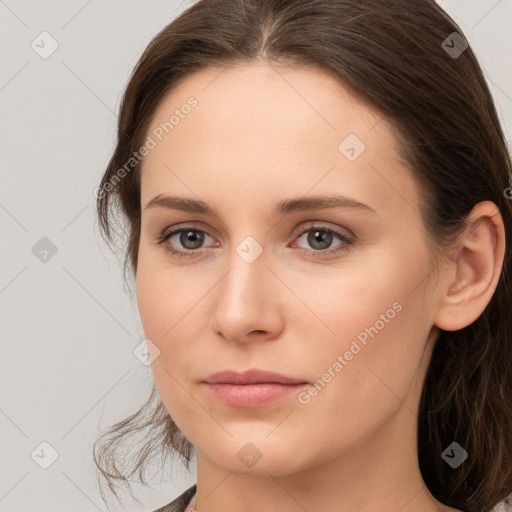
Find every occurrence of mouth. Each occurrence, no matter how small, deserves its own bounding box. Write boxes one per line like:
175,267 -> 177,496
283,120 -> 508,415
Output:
201,368 -> 309,408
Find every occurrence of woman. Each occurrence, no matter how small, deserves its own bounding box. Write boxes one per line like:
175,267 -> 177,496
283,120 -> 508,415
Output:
93,1 -> 512,511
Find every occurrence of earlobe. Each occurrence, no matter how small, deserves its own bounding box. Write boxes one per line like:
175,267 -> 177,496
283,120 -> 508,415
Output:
434,201 -> 505,332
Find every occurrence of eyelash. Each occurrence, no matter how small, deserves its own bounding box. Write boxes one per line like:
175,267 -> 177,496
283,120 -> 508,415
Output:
155,224 -> 354,260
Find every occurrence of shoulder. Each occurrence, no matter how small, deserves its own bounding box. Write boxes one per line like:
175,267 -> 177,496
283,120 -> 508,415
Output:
152,484 -> 197,512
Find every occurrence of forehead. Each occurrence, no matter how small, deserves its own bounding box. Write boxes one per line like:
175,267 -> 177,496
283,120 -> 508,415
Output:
145,61 -> 381,149
140,62 -> 418,219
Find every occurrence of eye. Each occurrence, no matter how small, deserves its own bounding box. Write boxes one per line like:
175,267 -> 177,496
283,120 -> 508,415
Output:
154,223 -> 354,259
155,227 -> 217,258
291,224 -> 354,258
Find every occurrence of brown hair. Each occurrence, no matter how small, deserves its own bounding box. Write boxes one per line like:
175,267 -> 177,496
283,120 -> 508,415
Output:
93,1 -> 512,511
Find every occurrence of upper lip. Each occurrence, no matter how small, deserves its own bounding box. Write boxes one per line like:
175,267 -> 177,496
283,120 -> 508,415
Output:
203,368 -> 307,385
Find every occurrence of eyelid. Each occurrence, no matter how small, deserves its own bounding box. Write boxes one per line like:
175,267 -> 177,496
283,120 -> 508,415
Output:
290,221 -> 354,241
159,220 -> 216,236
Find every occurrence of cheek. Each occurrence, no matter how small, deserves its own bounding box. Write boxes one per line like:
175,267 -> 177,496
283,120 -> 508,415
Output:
135,256 -> 215,423
135,243 -> 208,344
302,250 -> 433,432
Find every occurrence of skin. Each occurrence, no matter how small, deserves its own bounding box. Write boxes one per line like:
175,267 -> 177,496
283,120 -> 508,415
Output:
135,61 -> 505,512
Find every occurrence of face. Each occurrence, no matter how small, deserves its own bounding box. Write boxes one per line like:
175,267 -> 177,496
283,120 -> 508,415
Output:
136,62 -> 440,476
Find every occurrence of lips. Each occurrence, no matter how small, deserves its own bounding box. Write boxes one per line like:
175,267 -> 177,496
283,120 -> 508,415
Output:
202,368 -> 307,385
201,369 -> 309,408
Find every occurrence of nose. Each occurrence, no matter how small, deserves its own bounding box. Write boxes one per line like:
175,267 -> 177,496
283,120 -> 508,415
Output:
210,242 -> 285,345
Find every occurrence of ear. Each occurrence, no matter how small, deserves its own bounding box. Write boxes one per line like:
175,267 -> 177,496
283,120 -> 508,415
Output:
434,201 -> 506,332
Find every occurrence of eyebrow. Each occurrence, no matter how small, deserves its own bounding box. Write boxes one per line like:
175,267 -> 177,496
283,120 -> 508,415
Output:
143,193 -> 378,217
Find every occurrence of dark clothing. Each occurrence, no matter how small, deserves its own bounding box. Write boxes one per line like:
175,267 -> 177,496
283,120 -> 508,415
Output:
153,484 -> 197,512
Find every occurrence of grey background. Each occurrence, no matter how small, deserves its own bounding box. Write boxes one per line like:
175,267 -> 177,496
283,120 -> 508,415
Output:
0,1 -> 511,511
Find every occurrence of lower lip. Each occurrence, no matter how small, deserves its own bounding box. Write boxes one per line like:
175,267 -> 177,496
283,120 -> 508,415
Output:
203,382 -> 307,408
